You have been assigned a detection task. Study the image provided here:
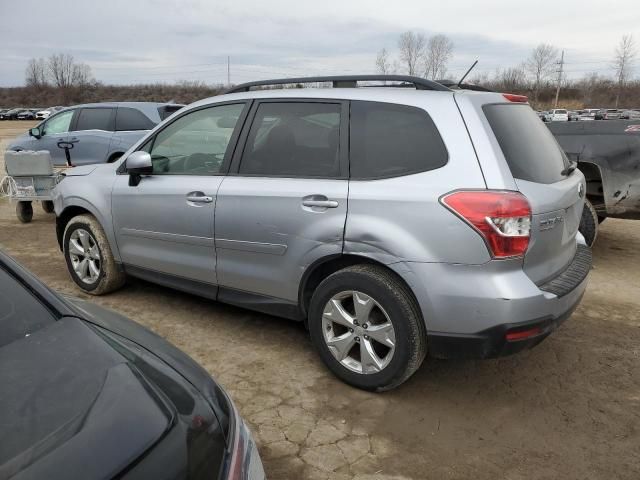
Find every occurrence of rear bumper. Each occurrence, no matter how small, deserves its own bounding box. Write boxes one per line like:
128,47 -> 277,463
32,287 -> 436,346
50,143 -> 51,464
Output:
405,244 -> 591,359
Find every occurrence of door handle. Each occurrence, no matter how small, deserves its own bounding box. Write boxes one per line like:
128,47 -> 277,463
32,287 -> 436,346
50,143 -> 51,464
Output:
302,199 -> 339,208
187,194 -> 213,203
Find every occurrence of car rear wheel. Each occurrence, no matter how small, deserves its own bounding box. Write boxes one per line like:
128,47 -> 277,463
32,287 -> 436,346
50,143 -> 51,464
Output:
63,214 -> 125,295
579,198 -> 598,247
308,264 -> 427,391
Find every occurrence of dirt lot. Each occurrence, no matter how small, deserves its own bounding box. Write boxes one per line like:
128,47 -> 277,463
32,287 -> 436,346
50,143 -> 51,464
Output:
1,121 -> 639,479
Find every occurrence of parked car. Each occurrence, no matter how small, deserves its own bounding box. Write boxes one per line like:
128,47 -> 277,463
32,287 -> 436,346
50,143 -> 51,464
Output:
36,106 -> 63,120
8,102 -> 184,166
0,249 -> 265,480
548,109 -> 569,121
548,120 -> 640,245
578,109 -> 599,121
619,109 -> 640,120
568,110 -> 581,121
53,75 -> 591,392
595,108 -> 621,120
0,108 -> 24,120
536,110 -> 548,121
16,108 -> 40,120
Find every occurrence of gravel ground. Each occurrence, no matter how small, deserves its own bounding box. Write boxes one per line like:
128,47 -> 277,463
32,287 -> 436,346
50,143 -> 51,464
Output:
1,122 -> 639,479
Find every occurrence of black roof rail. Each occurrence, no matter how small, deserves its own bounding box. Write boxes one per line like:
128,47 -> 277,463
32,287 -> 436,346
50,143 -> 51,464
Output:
223,75 -> 452,94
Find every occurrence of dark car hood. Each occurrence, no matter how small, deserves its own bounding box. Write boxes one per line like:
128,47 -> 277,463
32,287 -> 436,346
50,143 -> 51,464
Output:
0,317 -> 171,480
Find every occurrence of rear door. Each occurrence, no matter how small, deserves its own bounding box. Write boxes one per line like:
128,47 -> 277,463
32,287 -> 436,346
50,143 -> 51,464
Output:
67,107 -> 116,165
214,100 -> 349,304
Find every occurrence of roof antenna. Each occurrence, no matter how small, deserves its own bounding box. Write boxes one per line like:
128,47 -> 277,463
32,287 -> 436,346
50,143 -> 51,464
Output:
457,60 -> 478,88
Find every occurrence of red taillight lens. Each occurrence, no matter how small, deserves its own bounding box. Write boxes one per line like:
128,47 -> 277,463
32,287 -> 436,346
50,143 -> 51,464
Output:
502,93 -> 528,103
441,190 -> 532,259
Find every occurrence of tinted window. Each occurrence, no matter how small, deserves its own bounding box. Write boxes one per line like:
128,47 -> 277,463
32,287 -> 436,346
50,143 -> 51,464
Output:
350,101 -> 447,179
75,108 -> 114,131
158,105 -> 184,120
0,268 -> 55,348
149,103 -> 244,175
43,110 -> 73,135
239,102 -> 341,177
484,104 -> 568,184
115,107 -> 156,131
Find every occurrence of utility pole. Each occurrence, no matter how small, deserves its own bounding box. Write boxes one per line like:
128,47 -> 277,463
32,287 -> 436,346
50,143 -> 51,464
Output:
227,56 -> 230,86
554,50 -> 564,108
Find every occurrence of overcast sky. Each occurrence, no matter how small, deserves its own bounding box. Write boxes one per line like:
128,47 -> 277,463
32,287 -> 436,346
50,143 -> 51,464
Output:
1,0 -> 638,86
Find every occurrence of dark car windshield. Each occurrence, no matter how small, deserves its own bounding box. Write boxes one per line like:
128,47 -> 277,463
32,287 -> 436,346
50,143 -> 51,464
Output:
484,103 -> 569,184
0,267 -> 55,348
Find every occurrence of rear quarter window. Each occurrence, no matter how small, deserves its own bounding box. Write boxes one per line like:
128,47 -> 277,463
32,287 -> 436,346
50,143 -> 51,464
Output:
349,101 -> 448,179
483,103 -> 568,184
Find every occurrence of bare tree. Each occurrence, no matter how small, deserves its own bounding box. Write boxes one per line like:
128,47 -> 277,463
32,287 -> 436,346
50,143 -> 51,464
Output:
25,58 -> 48,87
398,31 -> 426,76
493,66 -> 527,92
613,34 -> 637,107
47,53 -> 94,89
525,43 -> 558,104
375,48 -> 393,75
424,34 -> 454,80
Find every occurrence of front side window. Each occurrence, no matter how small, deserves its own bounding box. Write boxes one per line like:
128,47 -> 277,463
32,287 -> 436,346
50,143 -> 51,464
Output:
75,108 -> 114,131
350,101 -> 448,179
43,110 -> 74,136
239,102 -> 342,178
149,103 -> 244,175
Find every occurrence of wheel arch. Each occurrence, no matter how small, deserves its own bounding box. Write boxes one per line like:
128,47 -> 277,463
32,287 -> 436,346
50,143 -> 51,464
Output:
56,205 -> 93,251
298,254 -> 425,328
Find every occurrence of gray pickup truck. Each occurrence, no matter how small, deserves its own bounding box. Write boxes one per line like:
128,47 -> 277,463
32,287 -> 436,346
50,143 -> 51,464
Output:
549,120 -> 640,245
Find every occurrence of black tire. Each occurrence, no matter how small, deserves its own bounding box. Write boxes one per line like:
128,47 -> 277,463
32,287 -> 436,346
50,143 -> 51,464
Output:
597,215 -> 606,224
579,198 -> 598,247
308,264 -> 427,392
41,200 -> 55,213
63,214 -> 126,295
16,201 -> 33,223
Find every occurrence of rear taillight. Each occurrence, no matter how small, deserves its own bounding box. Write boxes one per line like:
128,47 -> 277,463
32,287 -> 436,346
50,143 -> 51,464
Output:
502,93 -> 528,103
441,190 -> 531,259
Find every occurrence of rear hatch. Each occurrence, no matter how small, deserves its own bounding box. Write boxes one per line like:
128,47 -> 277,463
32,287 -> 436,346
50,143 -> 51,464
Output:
480,100 -> 585,284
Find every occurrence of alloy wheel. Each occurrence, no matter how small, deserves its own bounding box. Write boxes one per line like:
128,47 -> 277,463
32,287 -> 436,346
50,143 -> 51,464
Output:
321,290 -> 396,374
68,228 -> 101,284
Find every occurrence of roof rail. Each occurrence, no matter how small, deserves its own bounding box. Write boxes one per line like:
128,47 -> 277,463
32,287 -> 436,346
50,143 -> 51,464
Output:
223,75 -> 452,94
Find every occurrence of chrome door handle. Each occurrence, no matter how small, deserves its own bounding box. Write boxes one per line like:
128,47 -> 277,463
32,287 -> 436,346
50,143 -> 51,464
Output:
302,199 -> 339,208
186,195 -> 213,203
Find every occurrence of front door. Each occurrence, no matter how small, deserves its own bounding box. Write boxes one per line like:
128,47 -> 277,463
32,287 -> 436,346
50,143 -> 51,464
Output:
36,109 -> 75,166
111,102 -> 248,285
215,100 -> 349,303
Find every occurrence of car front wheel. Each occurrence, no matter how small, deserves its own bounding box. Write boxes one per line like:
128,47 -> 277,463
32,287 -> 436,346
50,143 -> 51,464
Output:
63,214 -> 125,295
308,264 -> 427,392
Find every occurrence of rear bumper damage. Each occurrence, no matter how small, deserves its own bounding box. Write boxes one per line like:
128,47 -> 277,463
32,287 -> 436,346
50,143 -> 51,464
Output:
407,244 -> 592,359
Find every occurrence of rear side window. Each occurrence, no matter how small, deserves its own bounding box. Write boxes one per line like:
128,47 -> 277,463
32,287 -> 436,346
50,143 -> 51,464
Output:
115,107 -> 156,131
0,268 -> 55,348
349,101 -> 448,179
239,102 -> 342,178
75,108 -> 114,131
484,104 -> 568,184
158,105 -> 184,120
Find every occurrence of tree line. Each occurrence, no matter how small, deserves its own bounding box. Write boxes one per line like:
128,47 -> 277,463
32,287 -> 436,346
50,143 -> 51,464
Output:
376,32 -> 638,109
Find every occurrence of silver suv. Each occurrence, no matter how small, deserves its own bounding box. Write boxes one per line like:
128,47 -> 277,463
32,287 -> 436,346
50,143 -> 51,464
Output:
53,76 -> 591,391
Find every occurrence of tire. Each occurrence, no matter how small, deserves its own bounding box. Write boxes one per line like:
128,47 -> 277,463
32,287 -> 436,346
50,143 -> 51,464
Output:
579,198 -> 598,247
16,201 -> 33,223
597,215 -> 606,224
63,214 -> 126,295
41,200 -> 55,213
308,264 -> 427,392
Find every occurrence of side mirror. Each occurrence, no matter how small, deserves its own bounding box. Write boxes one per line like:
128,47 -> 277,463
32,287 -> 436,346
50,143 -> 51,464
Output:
29,127 -> 42,139
126,151 -> 153,186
